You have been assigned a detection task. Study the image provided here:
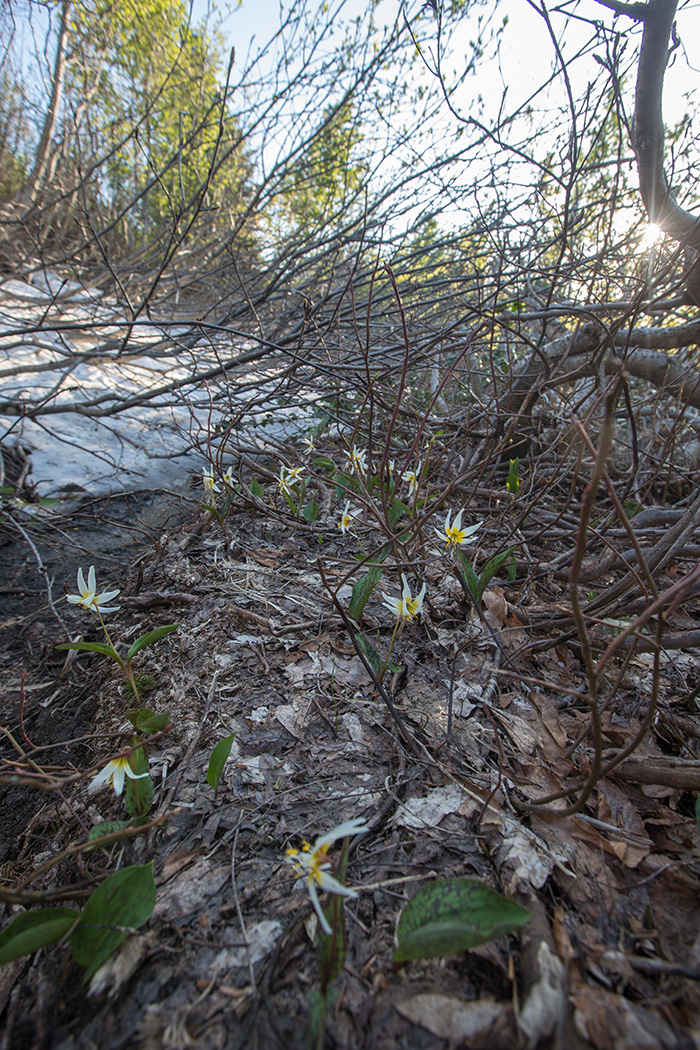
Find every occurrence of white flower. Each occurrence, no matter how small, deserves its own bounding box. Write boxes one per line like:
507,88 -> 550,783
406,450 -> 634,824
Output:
303,434 -> 316,454
222,467 -> 236,488
381,573 -> 426,621
66,566 -> 121,614
279,465 -> 305,496
202,466 -> 221,494
346,446 -> 367,477
285,817 -> 369,934
337,501 -> 361,535
88,755 -> 149,796
435,510 -> 483,550
404,460 -> 422,496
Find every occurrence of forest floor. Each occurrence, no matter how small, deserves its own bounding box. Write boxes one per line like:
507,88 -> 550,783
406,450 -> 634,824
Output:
2,435 -> 700,1050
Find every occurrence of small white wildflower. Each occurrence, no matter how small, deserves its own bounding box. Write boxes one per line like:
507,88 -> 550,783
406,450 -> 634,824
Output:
346,446 -> 367,477
88,755 -> 149,796
222,467 -> 236,488
381,573 -> 426,622
435,510 -> 483,551
202,466 -> 221,494
337,501 -> 361,535
285,818 -> 369,934
404,460 -> 422,497
66,566 -> 121,614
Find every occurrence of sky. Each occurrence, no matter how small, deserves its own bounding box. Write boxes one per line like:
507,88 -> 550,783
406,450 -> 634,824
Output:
194,0 -> 700,128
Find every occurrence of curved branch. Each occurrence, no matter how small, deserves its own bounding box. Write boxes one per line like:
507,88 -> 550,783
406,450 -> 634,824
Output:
634,0 -> 700,245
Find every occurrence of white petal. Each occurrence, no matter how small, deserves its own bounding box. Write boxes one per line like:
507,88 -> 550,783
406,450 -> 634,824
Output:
88,764 -> 114,793
316,870 -> 359,898
87,566 -> 97,592
112,764 -> 126,795
308,878 -> 332,935
77,567 -> 88,594
316,818 -> 370,848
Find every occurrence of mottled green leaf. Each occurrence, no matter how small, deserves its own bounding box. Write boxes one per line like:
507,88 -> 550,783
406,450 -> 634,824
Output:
302,498 -> 318,523
86,821 -> 131,851
124,741 -> 153,818
126,624 -> 178,660
394,878 -> 530,962
55,641 -> 120,660
349,568 -> 382,622
0,909 -> 79,964
477,547 -> 514,601
207,733 -> 236,796
70,863 -> 156,981
250,477 -> 263,498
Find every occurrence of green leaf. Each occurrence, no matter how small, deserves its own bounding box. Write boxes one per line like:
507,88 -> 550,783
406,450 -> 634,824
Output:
137,711 -> 170,734
506,457 -> 520,494
126,624 -> 178,660
85,821 -> 131,851
206,733 -> 236,796
348,567 -> 382,622
55,641 -> 121,660
70,863 -> 156,981
457,552 -> 480,602
317,839 -> 349,990
250,477 -> 263,498
394,878 -> 531,963
0,908 -> 79,964
302,498 -> 319,523
307,987 -> 338,1050
477,547 -> 514,601
355,633 -> 381,673
389,499 -> 408,527
124,741 -> 153,818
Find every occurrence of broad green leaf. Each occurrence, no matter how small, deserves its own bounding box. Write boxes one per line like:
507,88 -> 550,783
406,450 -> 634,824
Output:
312,456 -> 335,474
70,863 -> 156,981
250,478 -> 263,498
207,733 -> 236,796
302,498 -> 318,523
0,908 -> 79,964
395,878 -> 530,963
124,741 -> 153,818
457,552 -> 480,602
348,567 -> 382,622
355,633 -> 381,673
137,711 -> 170,734
126,624 -> 178,660
86,821 -> 130,851
55,641 -> 120,660
477,547 -> 514,601
307,987 -> 338,1050
317,840 -> 348,990
389,499 -> 408,528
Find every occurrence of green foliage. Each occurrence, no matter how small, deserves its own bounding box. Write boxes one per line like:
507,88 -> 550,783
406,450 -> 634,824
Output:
349,567 -> 383,623
124,738 -> 154,817
0,864 -> 156,980
457,547 -> 515,604
207,733 -> 236,797
70,863 -> 156,981
394,878 -> 531,963
0,909 -> 79,964
284,101 -> 367,231
126,624 -> 178,661
65,0 -> 253,240
506,458 -> 520,495
85,821 -> 131,850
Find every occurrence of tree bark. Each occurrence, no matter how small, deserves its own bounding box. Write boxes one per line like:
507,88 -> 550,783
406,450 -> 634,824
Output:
17,0 -> 71,206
